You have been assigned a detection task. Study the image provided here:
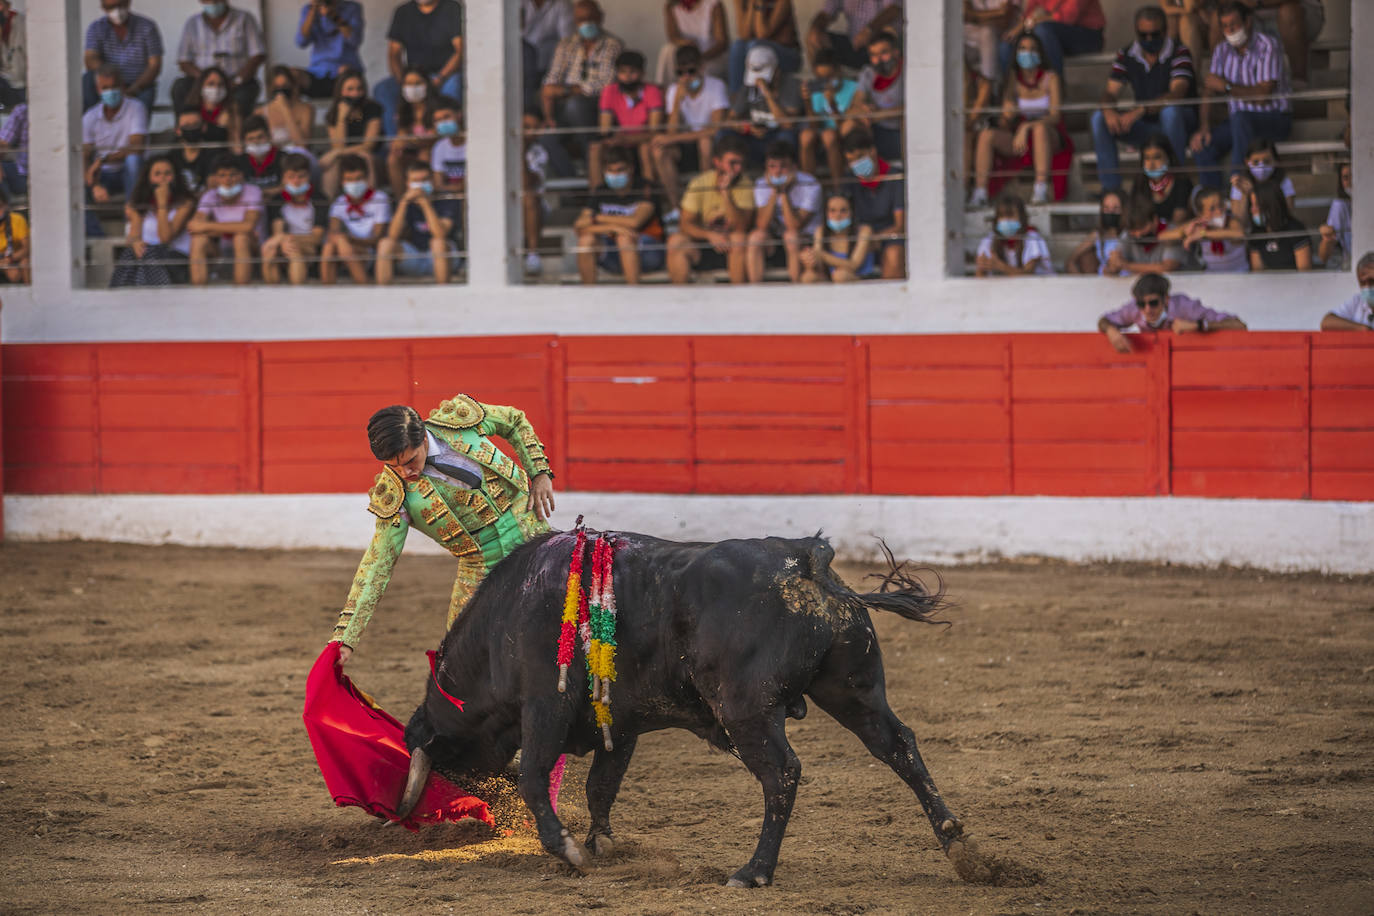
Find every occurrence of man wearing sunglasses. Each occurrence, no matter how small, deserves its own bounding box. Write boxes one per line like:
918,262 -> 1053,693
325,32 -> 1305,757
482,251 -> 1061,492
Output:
1097,273 -> 1246,353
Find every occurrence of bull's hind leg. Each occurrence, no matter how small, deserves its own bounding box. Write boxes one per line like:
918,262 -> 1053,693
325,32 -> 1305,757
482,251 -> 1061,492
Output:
721,708 -> 800,888
584,734 -> 637,856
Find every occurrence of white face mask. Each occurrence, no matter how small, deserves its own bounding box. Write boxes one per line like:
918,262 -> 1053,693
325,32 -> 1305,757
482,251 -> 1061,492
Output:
401,84 -> 427,104
1208,214 -> 1227,228
1224,27 -> 1247,47
201,85 -> 227,105
245,141 -> 272,158
107,7 -> 131,25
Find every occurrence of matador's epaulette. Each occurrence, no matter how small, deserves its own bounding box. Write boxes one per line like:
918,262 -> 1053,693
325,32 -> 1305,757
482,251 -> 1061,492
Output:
367,466 -> 406,519
427,393 -> 486,430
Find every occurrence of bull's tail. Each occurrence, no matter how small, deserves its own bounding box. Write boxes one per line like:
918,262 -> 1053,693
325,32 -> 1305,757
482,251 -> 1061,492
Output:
851,540 -> 952,627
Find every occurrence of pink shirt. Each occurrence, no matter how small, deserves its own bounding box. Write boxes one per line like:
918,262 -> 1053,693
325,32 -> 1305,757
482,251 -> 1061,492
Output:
1099,293 -> 1235,331
598,82 -> 664,130
1022,0 -> 1105,30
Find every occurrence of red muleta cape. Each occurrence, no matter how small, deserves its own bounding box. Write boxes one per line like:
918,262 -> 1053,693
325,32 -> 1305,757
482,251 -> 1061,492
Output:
302,642 -> 493,831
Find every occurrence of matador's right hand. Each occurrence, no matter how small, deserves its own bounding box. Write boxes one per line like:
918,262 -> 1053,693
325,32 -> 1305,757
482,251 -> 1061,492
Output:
336,643 -> 353,666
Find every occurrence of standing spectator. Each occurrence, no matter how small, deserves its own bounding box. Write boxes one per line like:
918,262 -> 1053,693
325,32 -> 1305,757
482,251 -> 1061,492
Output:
524,0 -> 575,84
238,116 -> 285,195
375,0 -> 464,137
319,70 -> 383,197
261,153 -> 328,284
257,66 -> 317,154
851,31 -> 903,163
748,140 -> 819,283
429,99 -> 466,193
321,154 -> 392,284
1189,2 -> 1290,189
0,185 -> 27,284
727,0 -> 801,95
574,145 -> 665,285
1228,137 -> 1295,221
970,31 -> 1064,206
998,0 -> 1105,75
800,192 -> 877,282
800,49 -> 859,182
84,0 -> 164,113
1098,273 -> 1245,353
522,111 -> 552,275
666,132 -> 753,284
1317,162 -> 1351,271
1129,132 -> 1192,226
173,1 -> 267,118
185,67 -> 241,152
727,44 -> 803,169
842,129 -> 904,279
377,159 -> 460,284
1319,252 -> 1374,332
1065,189 -> 1126,275
1161,184 -> 1248,272
965,1 -> 1016,84
806,0 -> 902,71
1104,194 -> 1185,275
168,109 -> 214,196
652,45 -> 730,220
386,68 -> 440,196
0,100 -> 27,197
1246,180 -> 1310,271
188,154 -> 263,286
975,193 -> 1052,276
111,155 -> 196,287
655,0 -> 729,85
294,0 -> 365,98
588,51 -> 664,191
539,0 -> 623,178
1091,4 -> 1196,193
0,0 -> 25,109
82,66 -> 149,206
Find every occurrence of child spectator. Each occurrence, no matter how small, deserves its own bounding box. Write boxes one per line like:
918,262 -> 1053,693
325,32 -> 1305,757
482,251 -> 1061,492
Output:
748,139 -> 819,283
111,155 -> 195,287
654,0 -> 730,85
257,65 -> 317,153
727,43 -> 803,169
386,68 -> 440,197
188,154 -> 263,286
851,31 -> 903,162
293,0 -> 365,98
800,48 -> 859,182
1105,194 -> 1185,276
667,132 -> 754,284
970,31 -> 1065,206
429,100 -> 467,193
589,51 -> 664,191
1164,185 -> 1248,273
800,192 -> 876,283
1319,252 -> 1374,332
0,101 -> 28,197
169,109 -> 214,196
377,159 -> 462,285
184,66 -> 241,151
652,44 -> 730,225
239,116 -> 284,194
1098,273 -> 1245,353
261,153 -> 328,285
1229,137 -> 1295,221
82,65 -> 149,205
842,129 -> 904,279
1066,189 -> 1126,275
975,193 -> 1053,276
727,0 -> 802,95
0,185 -> 28,284
1317,162 -> 1351,271
320,69 -> 383,197
1246,180 -> 1311,272
1129,132 -> 1193,226
574,145 -> 665,285
321,154 -> 391,284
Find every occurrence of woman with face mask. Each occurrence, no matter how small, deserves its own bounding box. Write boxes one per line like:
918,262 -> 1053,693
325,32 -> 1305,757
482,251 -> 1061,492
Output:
320,69 -> 383,198
112,155 -> 197,287
1066,189 -> 1127,275
256,65 -> 316,153
387,67 -> 442,198
1246,179 -> 1312,272
970,31 -> 1067,207
1228,137 -> 1296,222
1128,133 -> 1192,227
975,193 -> 1054,277
800,193 -> 876,283
190,67 -> 240,151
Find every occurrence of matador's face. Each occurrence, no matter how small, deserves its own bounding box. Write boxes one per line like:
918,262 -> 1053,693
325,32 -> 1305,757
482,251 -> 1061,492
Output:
383,442 -> 428,482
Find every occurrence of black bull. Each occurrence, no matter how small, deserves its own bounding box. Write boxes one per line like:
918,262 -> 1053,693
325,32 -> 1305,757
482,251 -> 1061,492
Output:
399,530 -> 990,887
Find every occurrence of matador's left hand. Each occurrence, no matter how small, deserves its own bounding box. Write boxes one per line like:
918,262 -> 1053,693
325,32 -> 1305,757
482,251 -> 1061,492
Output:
531,473 -> 556,522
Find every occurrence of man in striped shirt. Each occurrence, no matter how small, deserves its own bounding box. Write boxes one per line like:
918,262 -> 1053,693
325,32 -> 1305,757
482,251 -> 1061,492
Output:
83,1 -> 164,113
1188,1 -> 1290,189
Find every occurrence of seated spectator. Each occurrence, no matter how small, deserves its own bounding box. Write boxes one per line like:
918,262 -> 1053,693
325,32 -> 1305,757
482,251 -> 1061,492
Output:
321,154 -> 392,284
173,1 -> 266,118
806,0 -> 902,71
748,139 -> 819,283
970,31 -> 1064,206
111,155 -> 195,287
82,66 -> 149,206
589,51 -> 664,191
1098,273 -> 1246,353
539,0 -> 623,178
320,70 -> 383,197
257,66 -> 317,154
1163,185 -> 1248,272
1104,194 -> 1185,275
965,1 -> 1016,84
652,45 -> 730,220
261,153 -> 328,284
375,0 -> 464,137
0,100 -> 27,197
1159,0 -> 1211,66
962,59 -> 993,204
726,44 -> 803,169
169,109 -> 214,196
1188,0 -> 1323,84
800,192 -> 876,283
574,146 -> 665,285
524,0 -> 575,92
522,111 -> 552,275
727,0 -> 801,95
1092,5 -> 1196,194
1066,189 -> 1126,275
294,0 -> 365,98
851,31 -> 903,163
0,0 -> 25,109
667,132 -> 753,284
800,48 -> 859,181
1190,2 -> 1290,189
843,129 -> 905,278
1228,137 -> 1295,221
184,67 -> 241,152
0,185 -> 28,284
1246,179 -> 1311,271
655,0 -> 729,85
999,0 -> 1105,75
188,154 -> 263,286
975,193 -> 1053,276
1317,162 -> 1352,271
1129,132 -> 1192,225
83,0 -> 163,113
378,159 -> 461,284
239,116 -> 284,194
1319,252 -> 1374,332
429,100 -> 466,193
386,68 -> 441,196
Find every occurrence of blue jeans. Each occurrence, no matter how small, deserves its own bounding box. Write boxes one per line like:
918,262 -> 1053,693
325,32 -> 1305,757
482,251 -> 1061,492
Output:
396,238 -> 462,276
375,73 -> 463,137
85,156 -> 142,237
1,160 -> 25,197
999,22 -> 1103,74
1090,105 -> 1197,190
596,233 -> 667,274
727,39 -> 802,94
1193,109 -> 1292,188
82,71 -> 158,113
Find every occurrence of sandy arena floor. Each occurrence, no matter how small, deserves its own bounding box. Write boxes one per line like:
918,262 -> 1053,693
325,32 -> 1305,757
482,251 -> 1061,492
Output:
1,540 -> 1371,914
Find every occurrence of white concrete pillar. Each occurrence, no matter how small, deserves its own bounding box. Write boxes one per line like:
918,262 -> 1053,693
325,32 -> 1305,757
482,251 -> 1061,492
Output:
25,0 -> 82,302
1351,2 -> 1371,261
902,0 -> 962,283
462,0 -> 522,287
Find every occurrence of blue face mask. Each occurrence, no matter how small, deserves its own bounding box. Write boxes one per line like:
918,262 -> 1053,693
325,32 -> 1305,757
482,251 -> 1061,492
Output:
219,182 -> 242,199
411,181 -> 434,196
1144,165 -> 1168,180
1361,287 -> 1374,305
344,180 -> 369,199
767,172 -> 789,187
996,219 -> 1022,237
1251,212 -> 1265,227
849,155 -> 875,179
202,2 -> 226,17
604,171 -> 629,190
827,217 -> 851,232
687,77 -> 702,92
101,88 -> 124,109
435,120 -> 458,138
578,22 -> 600,40
1248,162 -> 1275,182
1016,50 -> 1041,71
285,181 -> 310,196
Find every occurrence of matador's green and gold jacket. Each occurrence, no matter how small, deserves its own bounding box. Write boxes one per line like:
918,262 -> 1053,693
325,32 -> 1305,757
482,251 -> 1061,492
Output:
330,394 -> 553,648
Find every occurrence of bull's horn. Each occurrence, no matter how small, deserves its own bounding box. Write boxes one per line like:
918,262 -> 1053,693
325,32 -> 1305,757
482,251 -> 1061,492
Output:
394,746 -> 432,821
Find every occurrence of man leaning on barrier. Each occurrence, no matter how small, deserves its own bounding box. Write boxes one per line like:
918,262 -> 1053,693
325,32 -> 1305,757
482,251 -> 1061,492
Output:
1098,273 -> 1246,353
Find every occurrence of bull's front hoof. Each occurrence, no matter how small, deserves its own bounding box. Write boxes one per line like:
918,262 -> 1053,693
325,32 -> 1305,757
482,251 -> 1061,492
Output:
725,865 -> 772,888
946,837 -> 995,885
586,830 -> 616,857
557,828 -> 590,871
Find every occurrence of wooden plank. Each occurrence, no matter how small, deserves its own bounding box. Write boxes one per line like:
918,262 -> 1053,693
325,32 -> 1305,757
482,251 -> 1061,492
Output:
568,425 -> 692,462
1311,431 -> 1374,470
693,335 -> 849,365
3,465 -> 99,494
260,354 -> 408,395
1,344 -> 97,378
1311,346 -> 1374,387
696,427 -> 847,462
1171,469 -> 1307,498
1014,402 -> 1151,440
564,460 -> 693,493
1013,469 -> 1153,496
870,402 -> 1009,439
1014,441 -> 1150,472
865,335 -> 1008,367
1311,389 -> 1374,428
3,429 -> 98,465
567,380 -> 691,415
96,343 -> 244,377
694,380 -> 849,415
1311,472 -> 1374,501
1012,333 -> 1154,367
869,366 -> 1006,400
262,393 -> 387,429
561,335 -> 692,365
871,466 -> 1009,495
3,387 -> 96,429
98,391 -> 244,430
696,461 -> 847,494
1172,389 -> 1306,429
1013,366 -> 1149,400
1172,430 -> 1308,471
99,464 -> 243,494
871,440 -> 1008,470
100,429 -> 243,465
1172,347 -> 1306,388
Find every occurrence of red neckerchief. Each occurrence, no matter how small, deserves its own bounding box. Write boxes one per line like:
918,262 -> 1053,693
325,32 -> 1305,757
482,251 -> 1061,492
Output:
1015,67 -> 1044,90
200,103 -> 224,125
344,188 -> 374,218
858,156 -> 891,190
995,225 -> 1038,261
248,147 -> 279,177
1136,218 -> 1168,253
282,185 -> 314,205
1148,173 -> 1173,196
872,60 -> 903,92
0,10 -> 12,44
